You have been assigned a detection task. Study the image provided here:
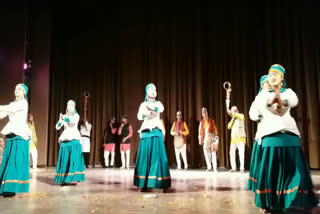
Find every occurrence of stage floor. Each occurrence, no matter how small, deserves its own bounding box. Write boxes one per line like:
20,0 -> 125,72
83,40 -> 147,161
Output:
0,168 -> 319,214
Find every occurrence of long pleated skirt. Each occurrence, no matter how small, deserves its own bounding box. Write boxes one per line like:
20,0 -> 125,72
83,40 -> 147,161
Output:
0,136 -> 29,194
254,133 -> 319,209
133,129 -> 171,189
247,140 -> 262,192
54,140 -> 85,183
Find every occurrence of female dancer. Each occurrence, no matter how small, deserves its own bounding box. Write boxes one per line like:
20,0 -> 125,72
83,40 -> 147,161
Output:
0,84 -> 31,197
54,100 -> 85,184
134,83 -> 171,193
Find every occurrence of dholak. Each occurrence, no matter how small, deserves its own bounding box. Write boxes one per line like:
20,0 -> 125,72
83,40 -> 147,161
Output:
174,135 -> 184,148
206,133 -> 219,152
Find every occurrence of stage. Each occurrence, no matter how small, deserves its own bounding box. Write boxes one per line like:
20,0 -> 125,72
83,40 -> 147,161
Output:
0,168 -> 319,214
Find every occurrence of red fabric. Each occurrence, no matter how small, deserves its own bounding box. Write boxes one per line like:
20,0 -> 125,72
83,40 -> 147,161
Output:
201,119 -> 205,143
104,143 -> 115,151
208,119 -> 214,133
175,121 -> 186,142
111,128 -> 117,134
120,143 -> 131,151
200,118 -> 216,143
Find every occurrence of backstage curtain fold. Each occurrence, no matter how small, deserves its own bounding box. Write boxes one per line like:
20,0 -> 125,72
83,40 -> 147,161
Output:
47,2 -> 320,169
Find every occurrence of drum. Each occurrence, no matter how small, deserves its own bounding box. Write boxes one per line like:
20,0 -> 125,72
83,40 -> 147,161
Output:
206,133 -> 219,152
174,135 -> 184,148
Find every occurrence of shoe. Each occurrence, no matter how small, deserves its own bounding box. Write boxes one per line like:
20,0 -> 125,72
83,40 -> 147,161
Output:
86,165 -> 89,168
163,189 -> 169,193
229,169 -> 236,172
184,168 -> 188,170
206,169 -> 212,172
176,167 -> 181,170
240,169 -> 245,173
213,169 -> 219,173
120,166 -> 125,169
3,192 -> 16,197
141,188 -> 148,192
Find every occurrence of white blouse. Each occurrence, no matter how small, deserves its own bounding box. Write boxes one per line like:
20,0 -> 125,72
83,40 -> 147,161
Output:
250,88 -> 300,139
80,122 -> 92,137
249,94 -> 263,140
80,122 -> 92,152
137,101 -> 165,135
56,113 -> 81,142
0,99 -> 31,140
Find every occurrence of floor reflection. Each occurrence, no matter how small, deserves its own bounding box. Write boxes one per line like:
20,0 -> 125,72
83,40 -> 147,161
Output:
0,167 -> 318,214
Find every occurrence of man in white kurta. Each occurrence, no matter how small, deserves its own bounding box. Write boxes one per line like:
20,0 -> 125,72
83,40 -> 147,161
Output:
80,120 -> 92,168
227,106 -> 246,172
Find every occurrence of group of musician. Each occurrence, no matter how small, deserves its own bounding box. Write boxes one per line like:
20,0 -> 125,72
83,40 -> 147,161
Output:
0,64 -> 318,213
102,115 -> 133,169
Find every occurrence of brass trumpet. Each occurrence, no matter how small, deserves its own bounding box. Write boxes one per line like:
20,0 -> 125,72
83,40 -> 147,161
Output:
83,91 -> 90,121
223,82 -> 232,115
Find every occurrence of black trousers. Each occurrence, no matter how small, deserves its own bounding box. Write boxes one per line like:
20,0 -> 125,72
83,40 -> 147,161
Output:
83,152 -> 90,167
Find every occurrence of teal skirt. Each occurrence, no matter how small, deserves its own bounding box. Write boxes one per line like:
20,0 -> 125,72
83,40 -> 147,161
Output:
0,136 -> 29,194
254,133 -> 319,209
54,140 -> 85,183
247,140 -> 261,192
133,129 -> 171,189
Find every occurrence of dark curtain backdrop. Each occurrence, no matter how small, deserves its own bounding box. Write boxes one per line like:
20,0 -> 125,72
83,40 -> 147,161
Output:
47,2 -> 320,169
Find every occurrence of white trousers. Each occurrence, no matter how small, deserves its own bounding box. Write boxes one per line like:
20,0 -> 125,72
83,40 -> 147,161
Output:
30,148 -> 38,169
175,144 -> 188,169
203,144 -> 217,171
230,143 -> 245,170
121,150 -> 130,169
104,145 -> 115,167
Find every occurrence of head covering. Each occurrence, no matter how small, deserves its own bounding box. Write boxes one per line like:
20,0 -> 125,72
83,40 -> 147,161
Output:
18,83 -> 28,99
268,64 -> 287,91
67,100 -> 77,114
268,64 -> 285,77
258,75 -> 269,92
282,79 -> 287,88
145,83 -> 156,101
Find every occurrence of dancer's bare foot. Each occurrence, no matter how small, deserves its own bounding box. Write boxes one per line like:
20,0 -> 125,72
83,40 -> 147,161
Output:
260,208 -> 271,213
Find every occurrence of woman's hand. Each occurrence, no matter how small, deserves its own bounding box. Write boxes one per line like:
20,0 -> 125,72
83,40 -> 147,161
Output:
146,105 -> 155,112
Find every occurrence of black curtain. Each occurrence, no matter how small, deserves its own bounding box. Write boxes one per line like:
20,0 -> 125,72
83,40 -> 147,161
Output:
47,2 -> 320,169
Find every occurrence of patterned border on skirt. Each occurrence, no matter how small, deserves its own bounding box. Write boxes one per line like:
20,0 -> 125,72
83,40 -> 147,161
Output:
55,171 -> 85,176
256,186 -> 312,195
1,180 -> 29,184
134,175 -> 171,180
